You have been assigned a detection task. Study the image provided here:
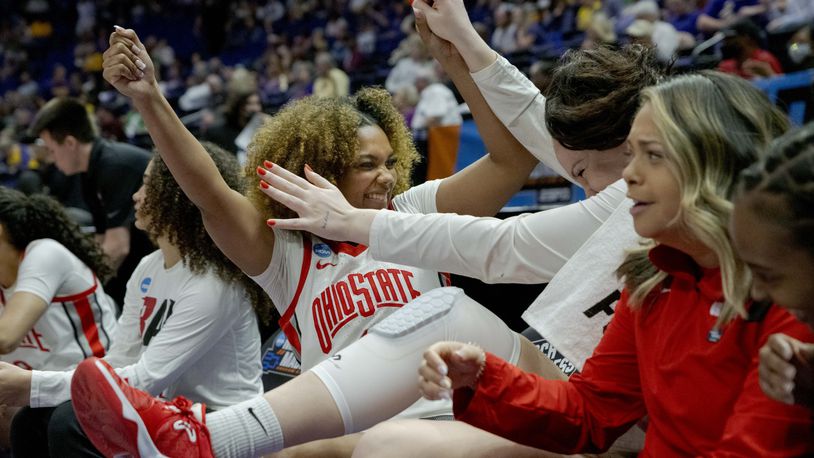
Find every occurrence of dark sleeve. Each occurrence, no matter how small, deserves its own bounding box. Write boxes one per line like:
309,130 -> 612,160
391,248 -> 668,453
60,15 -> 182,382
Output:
453,296 -> 646,454
710,309 -> 814,457
95,145 -> 150,229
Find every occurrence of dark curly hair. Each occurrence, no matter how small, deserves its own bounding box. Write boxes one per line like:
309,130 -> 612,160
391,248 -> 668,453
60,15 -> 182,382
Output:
244,87 -> 419,221
0,187 -> 112,281
738,122 -> 814,258
140,142 -> 275,324
545,45 -> 663,151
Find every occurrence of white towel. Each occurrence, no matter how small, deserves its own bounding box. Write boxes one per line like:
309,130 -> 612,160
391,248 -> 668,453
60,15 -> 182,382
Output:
522,197 -> 639,370
523,197 -> 647,452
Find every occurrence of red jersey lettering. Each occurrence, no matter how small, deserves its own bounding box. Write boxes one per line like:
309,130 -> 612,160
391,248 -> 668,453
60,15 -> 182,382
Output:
348,273 -> 375,317
312,268 -> 424,354
139,296 -> 158,335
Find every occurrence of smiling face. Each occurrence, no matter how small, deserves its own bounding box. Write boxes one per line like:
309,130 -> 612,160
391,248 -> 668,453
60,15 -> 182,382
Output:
622,102 -> 682,244
731,193 -> 814,329
336,125 -> 397,210
553,140 -> 630,196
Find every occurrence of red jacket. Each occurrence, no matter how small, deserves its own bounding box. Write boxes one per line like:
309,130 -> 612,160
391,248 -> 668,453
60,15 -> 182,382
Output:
454,245 -> 814,457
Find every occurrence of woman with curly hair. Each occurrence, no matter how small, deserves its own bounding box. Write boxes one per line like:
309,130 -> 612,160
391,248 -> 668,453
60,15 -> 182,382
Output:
72,23 -> 541,457
0,187 -> 118,449
0,143 -> 272,457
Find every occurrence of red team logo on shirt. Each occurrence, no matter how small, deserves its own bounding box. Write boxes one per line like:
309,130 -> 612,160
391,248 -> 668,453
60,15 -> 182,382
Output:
312,268 -> 421,353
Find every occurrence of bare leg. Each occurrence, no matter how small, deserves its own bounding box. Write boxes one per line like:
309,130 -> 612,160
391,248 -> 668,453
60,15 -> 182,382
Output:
263,372 -> 345,447
353,420 -> 554,458
265,433 -> 361,458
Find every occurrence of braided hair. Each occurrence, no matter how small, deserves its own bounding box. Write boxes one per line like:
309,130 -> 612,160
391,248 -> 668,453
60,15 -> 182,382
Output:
738,122 -> 814,258
0,187 -> 113,281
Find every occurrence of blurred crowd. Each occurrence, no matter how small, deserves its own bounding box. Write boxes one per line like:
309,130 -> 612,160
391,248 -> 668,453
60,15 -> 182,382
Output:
0,0 -> 813,187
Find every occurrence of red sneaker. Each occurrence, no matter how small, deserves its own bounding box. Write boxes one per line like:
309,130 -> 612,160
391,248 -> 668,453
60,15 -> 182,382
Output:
71,357 -> 214,458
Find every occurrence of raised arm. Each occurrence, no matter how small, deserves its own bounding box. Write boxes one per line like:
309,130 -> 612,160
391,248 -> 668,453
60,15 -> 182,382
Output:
412,3 -> 539,216
102,28 -> 273,275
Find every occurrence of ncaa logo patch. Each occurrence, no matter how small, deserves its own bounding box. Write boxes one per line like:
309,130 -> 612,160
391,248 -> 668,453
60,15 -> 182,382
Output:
140,277 -> 152,294
261,329 -> 301,377
313,243 -> 332,258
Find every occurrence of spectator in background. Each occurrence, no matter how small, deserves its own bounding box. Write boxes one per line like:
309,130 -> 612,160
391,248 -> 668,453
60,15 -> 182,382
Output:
576,0 -> 602,32
411,64 -> 462,132
411,63 -> 463,185
386,34 -> 434,94
718,19 -> 783,79
767,0 -> 814,32
29,97 -> 153,305
625,1 -> 680,63
581,11 -> 618,50
287,60 -> 314,101
664,0 -> 702,49
204,68 -> 263,156
516,5 -> 544,52
258,53 -> 290,107
528,59 -> 557,94
491,3 -> 520,55
697,0 -> 766,34
312,52 -> 350,99
204,91 -> 262,156
178,73 -> 224,112
786,24 -> 814,72
392,84 -> 419,128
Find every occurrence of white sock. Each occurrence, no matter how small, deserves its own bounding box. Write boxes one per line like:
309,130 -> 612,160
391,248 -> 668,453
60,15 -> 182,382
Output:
206,396 -> 284,458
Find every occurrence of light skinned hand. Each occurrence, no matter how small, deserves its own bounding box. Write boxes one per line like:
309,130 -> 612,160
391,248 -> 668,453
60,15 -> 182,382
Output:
419,341 -> 485,401
412,0 -> 478,49
256,162 -> 371,244
759,333 -> 814,408
102,26 -> 159,100
0,362 -> 32,407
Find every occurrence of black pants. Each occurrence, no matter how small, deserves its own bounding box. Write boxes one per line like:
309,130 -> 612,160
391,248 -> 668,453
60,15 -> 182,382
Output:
10,402 -> 102,457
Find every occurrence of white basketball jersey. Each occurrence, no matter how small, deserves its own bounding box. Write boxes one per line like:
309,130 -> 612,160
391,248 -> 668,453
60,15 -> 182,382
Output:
0,239 -> 118,371
253,180 -> 449,370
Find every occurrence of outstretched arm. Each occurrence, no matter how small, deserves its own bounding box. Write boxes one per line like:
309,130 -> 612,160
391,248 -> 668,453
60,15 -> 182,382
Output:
102,28 -> 273,275
412,5 -> 539,216
258,163 -> 625,284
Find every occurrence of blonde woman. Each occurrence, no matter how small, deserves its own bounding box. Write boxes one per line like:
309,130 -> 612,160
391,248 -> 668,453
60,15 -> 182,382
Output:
376,72 -> 813,456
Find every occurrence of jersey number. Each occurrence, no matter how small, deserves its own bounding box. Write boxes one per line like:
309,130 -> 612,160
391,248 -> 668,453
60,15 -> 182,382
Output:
139,296 -> 176,346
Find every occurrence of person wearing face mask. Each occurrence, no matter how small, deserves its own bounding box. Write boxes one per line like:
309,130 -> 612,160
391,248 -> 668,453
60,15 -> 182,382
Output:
718,18 -> 783,79
786,24 -> 814,72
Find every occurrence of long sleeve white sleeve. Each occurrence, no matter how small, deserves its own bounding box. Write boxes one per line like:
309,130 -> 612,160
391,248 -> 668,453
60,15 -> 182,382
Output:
470,55 -> 573,183
370,180 -> 627,284
29,272 -> 244,408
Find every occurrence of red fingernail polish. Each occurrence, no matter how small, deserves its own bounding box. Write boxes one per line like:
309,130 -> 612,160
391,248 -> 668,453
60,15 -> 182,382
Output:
260,181 -> 269,189
264,160 -> 273,169
267,220 -> 276,226
256,166 -> 266,176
